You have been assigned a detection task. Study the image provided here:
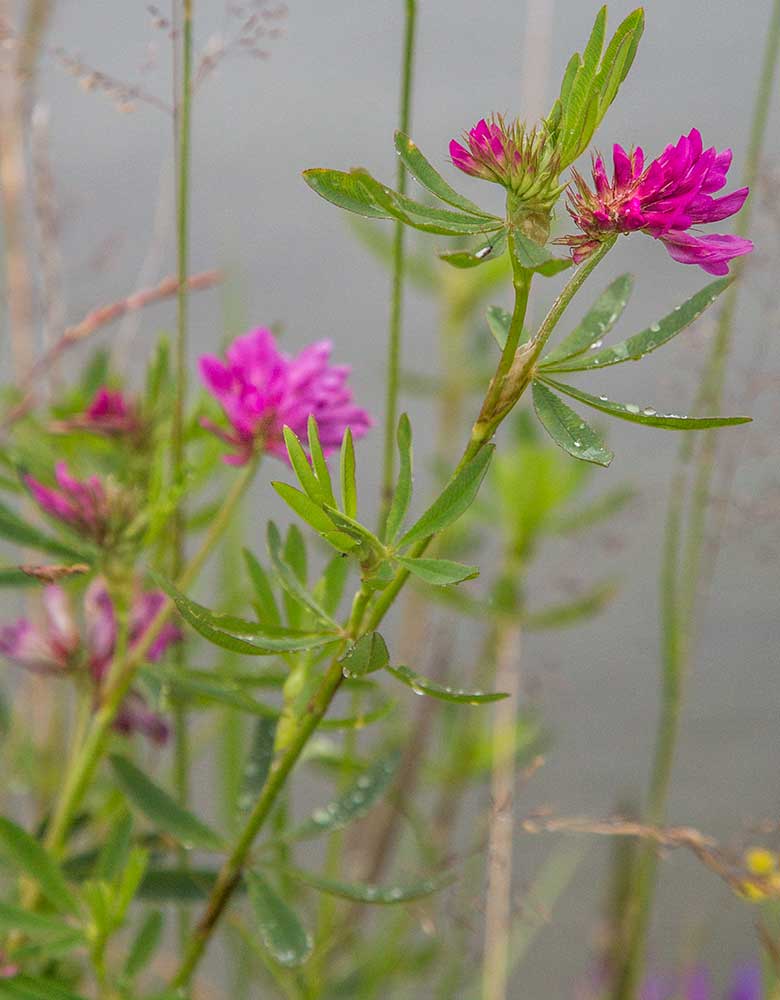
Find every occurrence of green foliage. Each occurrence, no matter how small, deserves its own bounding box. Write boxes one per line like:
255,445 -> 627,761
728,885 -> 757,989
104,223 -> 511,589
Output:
246,871 -> 313,968
109,754 -> 225,851
540,273 -> 634,367
532,381 -> 613,467
286,867 -> 453,904
339,632 -> 390,678
386,665 -> 507,704
0,817 -> 79,914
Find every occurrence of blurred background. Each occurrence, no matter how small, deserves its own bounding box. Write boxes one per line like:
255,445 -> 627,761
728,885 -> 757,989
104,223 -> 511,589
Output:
4,0 -> 779,994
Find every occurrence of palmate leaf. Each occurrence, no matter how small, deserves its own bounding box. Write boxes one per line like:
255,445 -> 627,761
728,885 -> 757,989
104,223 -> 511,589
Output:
153,573 -> 339,655
397,445 -> 494,549
541,278 -> 731,373
351,170 -> 504,236
393,131 -> 493,217
386,664 -> 507,704
541,273 -> 634,367
246,871 -> 313,968
287,749 -> 400,841
286,867 -> 454,904
532,381 -> 613,467
541,377 -> 751,430
110,755 -> 225,852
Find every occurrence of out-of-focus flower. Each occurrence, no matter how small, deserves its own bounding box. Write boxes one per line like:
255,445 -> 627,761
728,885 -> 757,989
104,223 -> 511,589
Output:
0,579 -> 180,744
23,463 -> 137,548
199,328 -> 372,465
449,116 -> 563,212
0,955 -> 17,979
740,846 -> 780,901
24,463 -> 109,537
579,961 -> 762,1000
558,129 -> 753,274
84,387 -> 141,436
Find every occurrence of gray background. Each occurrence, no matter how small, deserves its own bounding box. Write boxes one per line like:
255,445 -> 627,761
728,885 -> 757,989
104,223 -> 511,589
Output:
26,0 -> 780,995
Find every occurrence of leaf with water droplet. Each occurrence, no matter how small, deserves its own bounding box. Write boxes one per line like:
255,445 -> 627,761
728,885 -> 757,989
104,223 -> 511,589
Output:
284,866 -> 454,904
386,664 -> 507,704
540,273 -> 634,367
532,381 -> 613,467
286,749 -> 400,841
246,871 -> 312,968
541,377 -> 751,430
541,277 -> 731,373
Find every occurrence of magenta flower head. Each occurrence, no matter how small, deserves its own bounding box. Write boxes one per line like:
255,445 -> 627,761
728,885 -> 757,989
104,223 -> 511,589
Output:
23,462 -> 137,549
450,116 -> 563,218
559,128 -> 753,274
199,328 -> 372,465
24,463 -> 111,541
84,387 -> 141,436
0,579 -> 180,744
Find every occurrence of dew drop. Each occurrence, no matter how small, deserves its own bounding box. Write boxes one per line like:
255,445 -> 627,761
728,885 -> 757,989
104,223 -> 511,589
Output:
642,407 -> 656,416
590,339 -> 603,350
573,439 -> 582,447
411,685 -> 424,696
313,808 -> 330,824
650,322 -> 661,332
626,404 -> 640,414
357,775 -> 371,789
598,394 -> 608,401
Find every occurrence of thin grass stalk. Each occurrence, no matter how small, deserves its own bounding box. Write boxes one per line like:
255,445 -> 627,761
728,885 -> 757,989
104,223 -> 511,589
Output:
615,5 -> 780,995
171,0 -> 196,948
482,619 -> 522,1000
379,0 -> 418,523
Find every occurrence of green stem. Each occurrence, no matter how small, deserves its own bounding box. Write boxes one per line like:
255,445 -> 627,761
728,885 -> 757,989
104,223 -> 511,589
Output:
172,0 -> 195,946
379,0 -> 418,527
170,584 -> 371,990
40,458 -> 259,861
615,8 -> 780,996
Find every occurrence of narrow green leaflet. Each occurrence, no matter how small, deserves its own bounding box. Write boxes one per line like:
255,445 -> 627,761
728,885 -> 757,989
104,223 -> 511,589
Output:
109,755 -> 225,852
396,556 -> 479,586
0,976 -> 90,1000
523,581 -> 618,630
438,233 -> 507,269
0,816 -> 79,914
0,903 -> 83,941
393,131 -> 493,217
137,868 -> 219,902
272,482 -> 336,534
532,381 -> 613,467
511,229 -> 555,270
144,668 -> 280,719
386,665 -> 508,704
541,377 -> 752,430
543,278 -> 731,373
288,749 -> 400,840
397,445 -> 494,548
486,306 -> 512,350
0,499 -> 93,562
314,554 -> 351,617
307,415 -> 337,507
123,910 -> 164,981
246,871 -> 313,968
384,414 -> 413,543
243,548 -> 281,626
240,717 -> 278,815
540,273 -> 634,367
340,427 -> 358,519
339,632 -> 390,678
154,574 -> 338,654
94,809 -> 133,881
282,426 -> 328,505
593,8 -> 644,120
318,696 -> 396,730
302,168 -> 391,219
352,170 -> 505,236
270,524 -> 339,627
552,485 -> 634,533
286,867 -> 454,904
